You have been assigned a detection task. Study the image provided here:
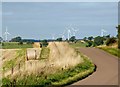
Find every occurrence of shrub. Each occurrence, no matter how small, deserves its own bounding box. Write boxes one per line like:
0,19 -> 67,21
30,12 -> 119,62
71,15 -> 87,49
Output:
56,38 -> 62,42
42,40 -> 48,47
106,37 -> 117,46
86,41 -> 93,47
18,41 -> 23,45
94,36 -> 104,46
69,36 -> 76,42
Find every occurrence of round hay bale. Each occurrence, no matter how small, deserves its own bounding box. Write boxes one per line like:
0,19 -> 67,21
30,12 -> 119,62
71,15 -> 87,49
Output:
26,49 -> 36,60
33,42 -> 41,48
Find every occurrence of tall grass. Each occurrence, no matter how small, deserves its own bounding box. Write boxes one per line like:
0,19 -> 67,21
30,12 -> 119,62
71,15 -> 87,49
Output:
40,47 -> 50,59
3,49 -> 26,72
2,52 -> 95,86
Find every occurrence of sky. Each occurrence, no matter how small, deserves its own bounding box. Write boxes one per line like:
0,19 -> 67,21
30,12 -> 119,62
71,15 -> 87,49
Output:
2,2 -> 118,40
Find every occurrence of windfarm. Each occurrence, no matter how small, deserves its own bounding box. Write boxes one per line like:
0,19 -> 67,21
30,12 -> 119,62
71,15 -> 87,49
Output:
1,25 -> 119,86
1,2 -> 119,87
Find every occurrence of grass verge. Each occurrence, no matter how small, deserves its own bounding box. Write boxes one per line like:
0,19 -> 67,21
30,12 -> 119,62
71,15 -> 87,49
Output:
98,47 -> 120,58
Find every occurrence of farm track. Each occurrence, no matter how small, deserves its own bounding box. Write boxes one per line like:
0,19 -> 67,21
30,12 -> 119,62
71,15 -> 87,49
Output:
70,47 -> 118,85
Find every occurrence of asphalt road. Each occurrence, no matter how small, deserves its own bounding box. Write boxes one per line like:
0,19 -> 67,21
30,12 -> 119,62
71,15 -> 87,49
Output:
71,47 -> 118,85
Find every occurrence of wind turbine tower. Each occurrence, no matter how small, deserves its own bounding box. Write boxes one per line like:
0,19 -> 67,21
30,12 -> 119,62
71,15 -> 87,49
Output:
4,27 -> 10,42
67,29 -> 71,40
101,29 -> 107,37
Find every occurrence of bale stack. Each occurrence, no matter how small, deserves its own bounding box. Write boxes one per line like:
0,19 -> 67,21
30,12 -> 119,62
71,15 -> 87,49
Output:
47,42 -> 60,61
47,42 -> 83,69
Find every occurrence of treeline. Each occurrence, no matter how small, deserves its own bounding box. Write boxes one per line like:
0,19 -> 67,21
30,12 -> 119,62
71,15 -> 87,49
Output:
83,35 -> 117,47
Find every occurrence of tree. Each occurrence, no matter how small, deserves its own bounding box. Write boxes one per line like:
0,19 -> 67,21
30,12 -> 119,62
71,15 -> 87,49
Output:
56,38 -> 62,42
103,34 -> 110,40
69,36 -> 76,42
88,36 -> 93,41
105,34 -> 110,39
106,37 -> 117,46
117,25 -> 120,49
94,36 -> 104,46
0,37 -> 3,42
83,37 -> 87,41
86,41 -> 93,47
11,36 -> 22,42
42,39 -> 48,47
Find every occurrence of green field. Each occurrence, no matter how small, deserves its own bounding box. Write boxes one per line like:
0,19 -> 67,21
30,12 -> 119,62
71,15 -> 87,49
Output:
69,40 -> 88,48
99,47 -> 120,58
2,42 -> 33,49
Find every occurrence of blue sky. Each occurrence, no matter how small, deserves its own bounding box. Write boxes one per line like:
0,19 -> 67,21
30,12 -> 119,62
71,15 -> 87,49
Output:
2,2 -> 118,40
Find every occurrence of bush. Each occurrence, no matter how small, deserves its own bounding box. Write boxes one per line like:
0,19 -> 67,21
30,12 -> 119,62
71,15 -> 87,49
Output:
86,41 -> 93,47
18,41 -> 23,45
56,38 -> 62,42
42,40 -> 48,47
106,37 -> 117,46
88,36 -> 93,41
94,36 -> 104,46
69,36 -> 76,42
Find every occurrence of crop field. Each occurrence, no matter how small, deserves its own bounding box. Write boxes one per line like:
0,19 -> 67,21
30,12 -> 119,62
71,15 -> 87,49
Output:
1,42 -> 33,49
1,42 -> 95,86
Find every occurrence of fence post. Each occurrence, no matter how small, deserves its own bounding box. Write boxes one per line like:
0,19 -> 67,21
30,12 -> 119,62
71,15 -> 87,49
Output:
11,66 -> 14,75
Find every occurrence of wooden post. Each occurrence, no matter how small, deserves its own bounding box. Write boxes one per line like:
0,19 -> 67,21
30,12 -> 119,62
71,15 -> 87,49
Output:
26,50 -> 28,61
18,63 -> 20,70
35,50 -> 37,60
11,66 -> 14,75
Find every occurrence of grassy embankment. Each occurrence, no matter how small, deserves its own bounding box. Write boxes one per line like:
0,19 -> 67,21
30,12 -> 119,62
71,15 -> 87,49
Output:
2,42 -> 95,86
3,49 -> 26,73
2,52 -> 95,86
98,47 -> 120,58
2,42 -> 33,49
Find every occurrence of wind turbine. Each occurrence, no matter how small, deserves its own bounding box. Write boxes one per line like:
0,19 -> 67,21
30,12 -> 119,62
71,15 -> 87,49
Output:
51,34 -> 55,40
101,29 -> 107,37
4,27 -> 10,42
71,27 -> 79,36
67,29 -> 72,40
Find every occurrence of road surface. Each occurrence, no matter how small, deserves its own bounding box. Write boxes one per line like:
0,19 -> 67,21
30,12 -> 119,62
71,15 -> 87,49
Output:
71,47 -> 118,85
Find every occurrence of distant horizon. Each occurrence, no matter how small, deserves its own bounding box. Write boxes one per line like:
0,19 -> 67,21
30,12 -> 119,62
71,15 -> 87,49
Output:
2,2 -> 118,40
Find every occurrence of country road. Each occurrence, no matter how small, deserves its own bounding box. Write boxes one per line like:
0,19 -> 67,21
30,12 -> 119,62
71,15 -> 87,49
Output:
71,47 -> 119,85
